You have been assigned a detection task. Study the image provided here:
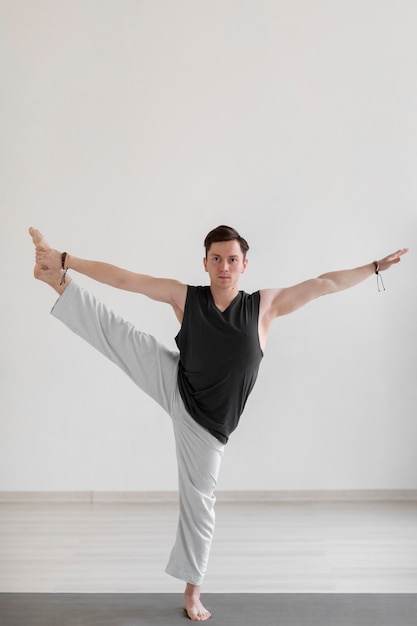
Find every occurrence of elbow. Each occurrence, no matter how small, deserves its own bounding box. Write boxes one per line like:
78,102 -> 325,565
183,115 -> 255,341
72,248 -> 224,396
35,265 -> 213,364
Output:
316,277 -> 336,296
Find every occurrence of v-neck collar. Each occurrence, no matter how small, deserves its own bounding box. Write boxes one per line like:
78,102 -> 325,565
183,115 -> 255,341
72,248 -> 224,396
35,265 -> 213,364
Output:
208,288 -> 241,314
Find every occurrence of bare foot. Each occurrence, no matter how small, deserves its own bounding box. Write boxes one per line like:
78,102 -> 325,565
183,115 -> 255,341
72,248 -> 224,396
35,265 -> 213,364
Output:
29,226 -> 51,250
29,227 -> 69,295
184,584 -> 211,621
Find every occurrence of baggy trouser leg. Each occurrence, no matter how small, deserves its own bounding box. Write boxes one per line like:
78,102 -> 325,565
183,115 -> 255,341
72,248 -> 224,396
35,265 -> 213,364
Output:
50,281 -> 179,411
165,409 -> 224,586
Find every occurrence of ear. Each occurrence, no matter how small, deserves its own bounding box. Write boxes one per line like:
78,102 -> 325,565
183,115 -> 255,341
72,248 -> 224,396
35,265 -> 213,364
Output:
203,257 -> 208,272
241,258 -> 249,273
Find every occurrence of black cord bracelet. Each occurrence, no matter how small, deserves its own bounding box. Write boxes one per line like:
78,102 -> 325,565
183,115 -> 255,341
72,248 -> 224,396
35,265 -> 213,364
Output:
373,260 -> 385,292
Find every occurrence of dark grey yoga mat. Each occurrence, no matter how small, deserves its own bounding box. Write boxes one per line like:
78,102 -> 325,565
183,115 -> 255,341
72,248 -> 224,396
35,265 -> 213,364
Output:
1,593 -> 416,626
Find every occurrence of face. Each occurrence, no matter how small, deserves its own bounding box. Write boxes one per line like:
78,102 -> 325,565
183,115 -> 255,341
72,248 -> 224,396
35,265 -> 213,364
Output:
203,240 -> 248,290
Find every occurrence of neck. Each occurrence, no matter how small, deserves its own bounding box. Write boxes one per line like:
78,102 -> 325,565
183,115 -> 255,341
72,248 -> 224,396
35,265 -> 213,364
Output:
209,285 -> 239,311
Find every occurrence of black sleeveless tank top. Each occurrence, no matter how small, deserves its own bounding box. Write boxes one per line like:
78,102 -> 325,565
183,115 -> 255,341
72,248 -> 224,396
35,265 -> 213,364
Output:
175,286 -> 263,443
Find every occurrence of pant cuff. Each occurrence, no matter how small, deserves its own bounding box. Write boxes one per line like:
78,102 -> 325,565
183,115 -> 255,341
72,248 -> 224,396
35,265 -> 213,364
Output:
165,564 -> 204,586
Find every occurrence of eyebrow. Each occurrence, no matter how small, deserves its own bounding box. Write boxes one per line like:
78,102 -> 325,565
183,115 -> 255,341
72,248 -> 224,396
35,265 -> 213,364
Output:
210,253 -> 239,259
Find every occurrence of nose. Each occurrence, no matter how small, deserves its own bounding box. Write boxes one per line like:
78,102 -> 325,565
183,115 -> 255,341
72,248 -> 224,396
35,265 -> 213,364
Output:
220,260 -> 229,272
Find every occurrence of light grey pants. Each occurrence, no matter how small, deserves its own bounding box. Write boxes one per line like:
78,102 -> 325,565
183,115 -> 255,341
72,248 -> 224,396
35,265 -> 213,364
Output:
51,281 -> 225,586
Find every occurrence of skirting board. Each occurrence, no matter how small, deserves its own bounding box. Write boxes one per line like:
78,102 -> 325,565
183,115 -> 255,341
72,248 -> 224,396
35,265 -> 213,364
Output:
0,490 -> 416,504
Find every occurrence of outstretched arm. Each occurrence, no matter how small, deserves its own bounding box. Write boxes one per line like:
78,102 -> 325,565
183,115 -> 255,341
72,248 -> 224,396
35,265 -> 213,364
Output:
30,228 -> 187,318
260,248 -> 408,320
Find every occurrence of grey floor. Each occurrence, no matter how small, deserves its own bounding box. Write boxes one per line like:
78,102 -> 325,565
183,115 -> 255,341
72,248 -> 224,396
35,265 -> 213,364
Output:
1,593 -> 417,626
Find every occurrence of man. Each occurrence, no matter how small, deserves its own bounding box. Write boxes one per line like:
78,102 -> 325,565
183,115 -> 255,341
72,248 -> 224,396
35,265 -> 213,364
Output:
29,225 -> 407,621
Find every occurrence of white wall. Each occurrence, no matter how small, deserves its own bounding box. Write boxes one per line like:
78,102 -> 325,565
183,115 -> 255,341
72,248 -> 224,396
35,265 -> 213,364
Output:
1,0 -> 416,492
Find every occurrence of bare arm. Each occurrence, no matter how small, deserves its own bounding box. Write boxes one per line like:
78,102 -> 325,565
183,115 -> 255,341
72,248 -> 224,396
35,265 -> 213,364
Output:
35,247 -> 187,320
258,248 -> 408,349
67,254 -> 185,300
263,248 -> 408,317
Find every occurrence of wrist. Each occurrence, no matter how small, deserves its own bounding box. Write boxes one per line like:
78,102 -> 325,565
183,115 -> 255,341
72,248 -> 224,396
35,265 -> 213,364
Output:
62,252 -> 79,270
63,252 -> 71,270
60,251 -> 69,285
372,260 -> 386,292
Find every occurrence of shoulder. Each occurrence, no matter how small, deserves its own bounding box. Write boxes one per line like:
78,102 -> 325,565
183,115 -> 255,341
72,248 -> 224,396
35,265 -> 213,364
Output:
186,285 -> 209,299
259,288 -> 282,315
240,289 -> 261,306
183,285 -> 210,309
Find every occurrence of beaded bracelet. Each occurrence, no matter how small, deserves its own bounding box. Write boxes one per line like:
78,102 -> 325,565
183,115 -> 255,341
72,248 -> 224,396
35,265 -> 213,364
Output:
60,252 -> 68,285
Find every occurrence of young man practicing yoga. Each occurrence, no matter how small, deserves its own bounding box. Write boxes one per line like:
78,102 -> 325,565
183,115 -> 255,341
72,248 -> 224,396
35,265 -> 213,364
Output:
29,225 -> 407,621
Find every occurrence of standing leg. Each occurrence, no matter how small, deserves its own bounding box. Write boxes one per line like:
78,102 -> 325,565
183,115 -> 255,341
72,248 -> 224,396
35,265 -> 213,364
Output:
166,408 -> 224,620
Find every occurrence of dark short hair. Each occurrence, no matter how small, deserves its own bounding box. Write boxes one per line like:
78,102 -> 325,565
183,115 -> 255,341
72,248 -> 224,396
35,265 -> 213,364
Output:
204,225 -> 250,259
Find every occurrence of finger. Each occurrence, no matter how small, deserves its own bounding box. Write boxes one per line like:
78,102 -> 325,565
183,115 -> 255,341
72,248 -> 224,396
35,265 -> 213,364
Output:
383,248 -> 408,263
393,248 -> 409,257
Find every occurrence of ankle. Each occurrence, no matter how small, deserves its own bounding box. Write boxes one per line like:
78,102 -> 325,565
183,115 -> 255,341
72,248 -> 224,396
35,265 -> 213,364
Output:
34,265 -> 71,295
184,583 -> 200,598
